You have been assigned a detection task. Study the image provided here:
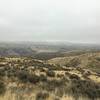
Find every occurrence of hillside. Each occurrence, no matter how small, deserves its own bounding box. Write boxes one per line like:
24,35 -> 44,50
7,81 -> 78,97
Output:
48,52 -> 100,73
0,42 -> 100,60
0,56 -> 100,100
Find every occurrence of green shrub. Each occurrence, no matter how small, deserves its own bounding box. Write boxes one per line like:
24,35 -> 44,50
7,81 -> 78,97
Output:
46,70 -> 55,77
17,70 -> 40,84
66,58 -> 80,67
39,74 -> 47,82
17,70 -> 28,83
0,69 -> 5,76
36,92 -> 49,100
69,74 -> 80,80
28,74 -> 40,84
0,81 -> 6,95
95,57 -> 100,61
44,79 -> 65,92
87,60 -> 100,73
54,97 -> 60,100
69,79 -> 100,99
57,74 -> 64,78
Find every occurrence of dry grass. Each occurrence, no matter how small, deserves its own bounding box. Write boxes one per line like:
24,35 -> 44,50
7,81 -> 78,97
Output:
0,91 -> 96,100
0,56 -> 100,100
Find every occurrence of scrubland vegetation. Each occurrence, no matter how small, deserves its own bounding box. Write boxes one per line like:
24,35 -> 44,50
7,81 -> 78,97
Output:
0,51 -> 99,100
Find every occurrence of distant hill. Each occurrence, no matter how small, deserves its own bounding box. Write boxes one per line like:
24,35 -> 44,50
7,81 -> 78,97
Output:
0,42 -> 100,60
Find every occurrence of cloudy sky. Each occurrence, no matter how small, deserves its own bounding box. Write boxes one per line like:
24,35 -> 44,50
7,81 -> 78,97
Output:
0,0 -> 100,43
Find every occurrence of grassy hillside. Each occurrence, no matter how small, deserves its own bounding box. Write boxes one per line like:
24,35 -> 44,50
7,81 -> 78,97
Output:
48,52 -> 100,73
0,56 -> 99,100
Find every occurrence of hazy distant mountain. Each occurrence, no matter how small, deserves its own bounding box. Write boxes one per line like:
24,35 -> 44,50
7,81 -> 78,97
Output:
0,42 -> 100,59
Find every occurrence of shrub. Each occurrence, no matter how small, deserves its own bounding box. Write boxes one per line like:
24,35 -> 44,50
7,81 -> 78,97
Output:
28,74 -> 40,84
0,81 -> 6,95
45,79 -> 65,92
87,60 -> 100,73
36,92 -> 49,100
65,58 -> 80,67
95,57 -> 100,61
69,79 -> 100,99
46,70 -> 55,77
0,69 -> 5,76
39,74 -> 47,82
65,72 -> 70,76
69,74 -> 80,80
57,74 -> 64,78
54,97 -> 60,100
17,70 -> 28,83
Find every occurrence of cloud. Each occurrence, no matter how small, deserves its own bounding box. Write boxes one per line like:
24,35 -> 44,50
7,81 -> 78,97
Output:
0,0 -> 99,43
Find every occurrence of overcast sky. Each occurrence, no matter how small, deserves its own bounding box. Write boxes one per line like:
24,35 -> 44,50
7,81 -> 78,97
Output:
0,0 -> 100,43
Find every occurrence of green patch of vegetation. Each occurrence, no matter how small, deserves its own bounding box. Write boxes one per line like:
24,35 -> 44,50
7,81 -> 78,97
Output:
0,81 -> 6,95
36,92 -> 49,100
87,60 -> 100,73
95,57 -> 100,61
0,69 -> 5,77
17,70 -> 29,83
65,58 -> 80,67
46,70 -> 55,77
28,74 -> 40,84
39,74 -> 47,82
17,70 -> 40,84
69,79 -> 100,99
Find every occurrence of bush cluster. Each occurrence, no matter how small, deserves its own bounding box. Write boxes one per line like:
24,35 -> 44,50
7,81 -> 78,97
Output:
0,81 -> 6,95
36,92 -> 49,100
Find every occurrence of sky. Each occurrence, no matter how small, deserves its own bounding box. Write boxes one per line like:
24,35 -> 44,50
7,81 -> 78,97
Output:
0,0 -> 100,43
